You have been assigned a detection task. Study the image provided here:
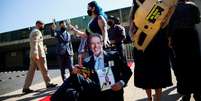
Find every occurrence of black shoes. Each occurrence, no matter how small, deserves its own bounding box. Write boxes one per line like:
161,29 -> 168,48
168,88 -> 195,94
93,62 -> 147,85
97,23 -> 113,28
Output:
46,83 -> 57,88
22,83 -> 57,94
22,88 -> 34,94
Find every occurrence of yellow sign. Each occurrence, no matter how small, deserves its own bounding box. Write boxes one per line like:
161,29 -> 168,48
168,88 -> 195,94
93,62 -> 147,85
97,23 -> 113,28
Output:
132,0 -> 177,51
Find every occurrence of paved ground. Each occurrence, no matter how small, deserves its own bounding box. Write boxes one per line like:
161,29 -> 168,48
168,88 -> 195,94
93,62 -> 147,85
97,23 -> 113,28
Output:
0,64 -> 196,101
0,69 -> 61,95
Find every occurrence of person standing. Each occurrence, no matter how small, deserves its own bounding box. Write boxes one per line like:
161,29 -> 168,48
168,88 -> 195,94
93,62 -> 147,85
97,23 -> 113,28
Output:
168,0 -> 201,100
107,15 -> 126,58
51,21 -> 74,82
22,20 -> 57,94
70,1 -> 110,65
129,0 -> 173,100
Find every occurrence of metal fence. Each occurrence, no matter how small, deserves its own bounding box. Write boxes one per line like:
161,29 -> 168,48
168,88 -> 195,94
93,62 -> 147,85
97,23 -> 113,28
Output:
123,43 -> 134,61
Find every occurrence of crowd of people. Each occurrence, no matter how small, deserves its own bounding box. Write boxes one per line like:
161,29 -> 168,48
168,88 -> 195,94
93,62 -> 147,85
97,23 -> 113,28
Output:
22,0 -> 201,101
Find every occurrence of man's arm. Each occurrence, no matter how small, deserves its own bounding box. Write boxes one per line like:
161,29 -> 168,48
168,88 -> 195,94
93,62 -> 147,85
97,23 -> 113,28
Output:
111,52 -> 132,91
119,55 -> 132,86
32,31 -> 40,60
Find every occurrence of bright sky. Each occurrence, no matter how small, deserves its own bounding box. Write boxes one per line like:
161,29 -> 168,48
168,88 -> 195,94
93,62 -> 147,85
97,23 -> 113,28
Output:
0,0 -> 132,33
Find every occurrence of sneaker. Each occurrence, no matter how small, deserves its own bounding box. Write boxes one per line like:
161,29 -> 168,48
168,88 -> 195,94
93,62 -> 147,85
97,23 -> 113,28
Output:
46,83 -> 57,88
22,88 -> 34,94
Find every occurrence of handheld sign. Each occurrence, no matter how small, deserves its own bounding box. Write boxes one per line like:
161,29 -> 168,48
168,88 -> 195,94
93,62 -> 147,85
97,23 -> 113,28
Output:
132,0 -> 177,51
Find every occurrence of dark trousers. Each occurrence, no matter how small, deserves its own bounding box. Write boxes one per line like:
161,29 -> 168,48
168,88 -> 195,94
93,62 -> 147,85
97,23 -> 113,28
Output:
51,74 -> 99,101
51,74 -> 124,101
57,53 -> 73,81
169,48 -> 178,79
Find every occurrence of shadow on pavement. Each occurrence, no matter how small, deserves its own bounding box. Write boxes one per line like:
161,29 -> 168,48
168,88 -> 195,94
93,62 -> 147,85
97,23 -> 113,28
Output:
0,86 -> 59,101
160,86 -> 182,101
136,86 -> 182,101
16,87 -> 59,101
0,93 -> 26,101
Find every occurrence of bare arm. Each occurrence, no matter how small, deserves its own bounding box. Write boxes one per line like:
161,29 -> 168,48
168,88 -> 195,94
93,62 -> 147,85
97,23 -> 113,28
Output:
97,15 -> 110,47
129,5 -> 136,36
70,25 -> 87,38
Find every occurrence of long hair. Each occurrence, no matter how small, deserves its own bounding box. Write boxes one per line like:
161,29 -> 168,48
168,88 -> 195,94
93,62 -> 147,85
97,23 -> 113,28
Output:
88,1 -> 107,20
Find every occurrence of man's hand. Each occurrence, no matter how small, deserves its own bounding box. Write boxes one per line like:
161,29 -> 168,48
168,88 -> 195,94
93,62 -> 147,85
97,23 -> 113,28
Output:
111,81 -> 123,91
51,24 -> 56,30
32,54 -> 40,61
44,45 -> 47,52
68,24 -> 75,32
72,64 -> 81,74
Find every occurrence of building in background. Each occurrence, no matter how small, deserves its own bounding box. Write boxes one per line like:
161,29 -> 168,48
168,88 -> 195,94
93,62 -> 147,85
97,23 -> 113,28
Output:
0,7 -> 133,71
1,0 -> 201,72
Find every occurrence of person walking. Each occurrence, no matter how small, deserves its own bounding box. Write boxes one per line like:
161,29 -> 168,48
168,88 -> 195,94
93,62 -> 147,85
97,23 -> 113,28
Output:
22,20 -> 57,94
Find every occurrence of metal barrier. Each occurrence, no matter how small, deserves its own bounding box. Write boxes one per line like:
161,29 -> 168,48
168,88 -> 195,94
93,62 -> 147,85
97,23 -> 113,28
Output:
123,43 -> 134,61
